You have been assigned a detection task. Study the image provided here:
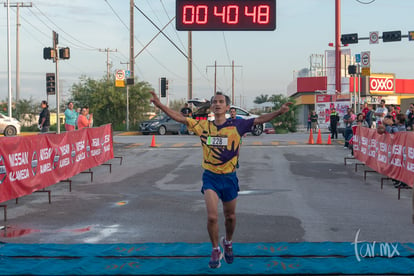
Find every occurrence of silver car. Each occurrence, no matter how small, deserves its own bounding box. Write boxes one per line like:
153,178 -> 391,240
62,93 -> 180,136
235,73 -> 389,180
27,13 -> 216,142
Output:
0,113 -> 21,136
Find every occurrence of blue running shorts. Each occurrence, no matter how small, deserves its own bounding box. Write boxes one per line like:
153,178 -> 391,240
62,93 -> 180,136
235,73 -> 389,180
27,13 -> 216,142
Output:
202,170 -> 239,202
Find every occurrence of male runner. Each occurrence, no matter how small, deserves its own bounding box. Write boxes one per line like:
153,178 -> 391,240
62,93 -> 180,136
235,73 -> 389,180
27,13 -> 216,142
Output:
149,91 -> 292,268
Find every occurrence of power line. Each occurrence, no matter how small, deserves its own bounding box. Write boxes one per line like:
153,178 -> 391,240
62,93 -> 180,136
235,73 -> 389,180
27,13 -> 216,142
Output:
222,32 -> 232,65
159,0 -> 187,52
30,4 -> 99,50
134,3 -> 187,59
99,48 -> 118,80
103,0 -> 129,30
103,0 -> 184,80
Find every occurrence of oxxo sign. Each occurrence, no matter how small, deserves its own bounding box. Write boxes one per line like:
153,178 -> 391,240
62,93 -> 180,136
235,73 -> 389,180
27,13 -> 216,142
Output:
370,74 -> 395,94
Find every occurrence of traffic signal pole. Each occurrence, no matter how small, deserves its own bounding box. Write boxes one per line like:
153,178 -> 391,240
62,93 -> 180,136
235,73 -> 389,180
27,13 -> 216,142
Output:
53,31 -> 61,134
335,0 -> 341,94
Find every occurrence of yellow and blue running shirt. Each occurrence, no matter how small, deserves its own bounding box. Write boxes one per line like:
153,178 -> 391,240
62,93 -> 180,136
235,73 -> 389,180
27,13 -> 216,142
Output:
187,117 -> 255,174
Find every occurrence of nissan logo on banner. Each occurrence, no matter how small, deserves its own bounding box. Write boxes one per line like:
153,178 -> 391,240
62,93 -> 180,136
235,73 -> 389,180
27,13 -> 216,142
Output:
370,75 -> 395,93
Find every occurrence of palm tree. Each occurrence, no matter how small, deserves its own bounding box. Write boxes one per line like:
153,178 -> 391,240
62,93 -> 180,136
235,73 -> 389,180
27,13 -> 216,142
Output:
254,94 -> 270,104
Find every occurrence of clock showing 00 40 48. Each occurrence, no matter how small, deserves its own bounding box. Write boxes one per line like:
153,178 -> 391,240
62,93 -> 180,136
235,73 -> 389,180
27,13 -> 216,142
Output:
176,0 -> 276,31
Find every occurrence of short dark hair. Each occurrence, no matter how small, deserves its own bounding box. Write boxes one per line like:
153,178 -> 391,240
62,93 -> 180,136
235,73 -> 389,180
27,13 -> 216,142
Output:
381,99 -> 386,104
229,107 -> 236,111
396,113 -> 406,124
211,91 -> 231,105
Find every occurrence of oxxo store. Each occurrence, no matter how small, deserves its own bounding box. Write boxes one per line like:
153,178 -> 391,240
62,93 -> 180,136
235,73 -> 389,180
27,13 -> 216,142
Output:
290,74 -> 414,130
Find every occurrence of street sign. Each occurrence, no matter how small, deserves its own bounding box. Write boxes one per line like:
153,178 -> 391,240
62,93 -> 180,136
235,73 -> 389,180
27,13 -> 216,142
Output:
115,80 -> 125,88
361,67 -> 370,76
369,31 -> 379,44
355,54 -> 361,63
115,70 -> 125,81
361,51 -> 370,68
125,70 -> 131,78
409,31 -> 414,41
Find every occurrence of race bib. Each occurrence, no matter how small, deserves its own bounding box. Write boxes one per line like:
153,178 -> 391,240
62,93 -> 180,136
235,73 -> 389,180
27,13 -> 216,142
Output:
207,136 -> 228,147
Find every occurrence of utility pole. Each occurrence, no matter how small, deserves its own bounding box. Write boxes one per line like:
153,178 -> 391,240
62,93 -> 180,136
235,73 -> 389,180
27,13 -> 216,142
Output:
129,0 -> 134,79
120,61 -> 130,131
206,61 -> 242,104
4,2 -> 32,102
99,48 -> 117,80
188,31 -> 193,100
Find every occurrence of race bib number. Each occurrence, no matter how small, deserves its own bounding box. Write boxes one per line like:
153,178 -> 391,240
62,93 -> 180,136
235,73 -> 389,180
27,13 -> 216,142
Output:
207,136 -> 228,147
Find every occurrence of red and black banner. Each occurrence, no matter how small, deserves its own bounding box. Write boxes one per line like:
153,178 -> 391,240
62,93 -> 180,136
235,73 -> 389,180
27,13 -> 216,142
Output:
0,125 -> 114,203
353,126 -> 414,187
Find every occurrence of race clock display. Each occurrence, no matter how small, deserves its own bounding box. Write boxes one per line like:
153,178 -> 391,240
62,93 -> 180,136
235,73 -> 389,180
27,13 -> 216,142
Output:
176,0 -> 276,31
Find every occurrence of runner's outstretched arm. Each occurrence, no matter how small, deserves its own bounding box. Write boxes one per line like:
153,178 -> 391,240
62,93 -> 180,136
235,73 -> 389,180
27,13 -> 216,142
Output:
253,102 -> 293,125
149,91 -> 188,124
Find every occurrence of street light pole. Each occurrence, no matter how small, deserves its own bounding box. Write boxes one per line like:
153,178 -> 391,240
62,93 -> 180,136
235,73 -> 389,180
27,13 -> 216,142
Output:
6,0 -> 12,117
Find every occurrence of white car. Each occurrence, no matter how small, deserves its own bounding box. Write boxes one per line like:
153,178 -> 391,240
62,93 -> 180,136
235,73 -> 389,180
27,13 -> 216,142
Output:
0,113 -> 21,136
188,99 -> 263,136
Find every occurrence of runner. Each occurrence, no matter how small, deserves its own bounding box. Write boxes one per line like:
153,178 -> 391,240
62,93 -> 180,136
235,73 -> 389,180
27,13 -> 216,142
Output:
149,90 -> 292,268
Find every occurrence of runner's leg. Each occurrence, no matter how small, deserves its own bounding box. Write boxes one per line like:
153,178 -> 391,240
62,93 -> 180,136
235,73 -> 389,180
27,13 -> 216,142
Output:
204,189 -> 220,247
223,198 -> 237,241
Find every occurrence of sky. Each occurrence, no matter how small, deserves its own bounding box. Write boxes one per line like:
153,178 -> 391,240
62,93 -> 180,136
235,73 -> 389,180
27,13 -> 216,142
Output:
1,0 -> 414,110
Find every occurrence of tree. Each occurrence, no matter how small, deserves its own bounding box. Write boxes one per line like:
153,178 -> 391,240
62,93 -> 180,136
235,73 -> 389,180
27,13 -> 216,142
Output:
0,98 -> 39,128
169,99 -> 187,112
254,94 -> 270,104
269,94 -> 298,132
15,98 -> 39,127
70,75 -> 153,130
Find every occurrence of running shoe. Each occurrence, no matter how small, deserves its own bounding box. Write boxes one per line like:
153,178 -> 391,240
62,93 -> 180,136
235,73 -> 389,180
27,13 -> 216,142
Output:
208,248 -> 222,269
220,236 -> 234,264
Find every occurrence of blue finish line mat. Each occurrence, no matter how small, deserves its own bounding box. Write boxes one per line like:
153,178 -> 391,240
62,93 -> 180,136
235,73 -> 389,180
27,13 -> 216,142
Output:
0,242 -> 414,275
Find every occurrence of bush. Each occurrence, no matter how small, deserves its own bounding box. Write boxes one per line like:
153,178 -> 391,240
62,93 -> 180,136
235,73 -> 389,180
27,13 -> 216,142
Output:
275,127 -> 289,134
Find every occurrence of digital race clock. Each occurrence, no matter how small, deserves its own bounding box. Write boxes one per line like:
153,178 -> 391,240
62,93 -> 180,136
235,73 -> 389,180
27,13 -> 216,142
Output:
176,0 -> 276,31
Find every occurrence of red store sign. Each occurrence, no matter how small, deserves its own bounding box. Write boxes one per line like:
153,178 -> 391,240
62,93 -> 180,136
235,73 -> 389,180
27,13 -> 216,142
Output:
370,74 -> 395,93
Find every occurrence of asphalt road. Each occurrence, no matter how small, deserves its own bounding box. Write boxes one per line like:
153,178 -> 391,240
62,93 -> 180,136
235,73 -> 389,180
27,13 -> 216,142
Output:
0,133 -> 413,244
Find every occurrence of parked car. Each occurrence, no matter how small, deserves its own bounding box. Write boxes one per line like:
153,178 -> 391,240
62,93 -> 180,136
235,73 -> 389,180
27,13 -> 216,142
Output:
187,98 -> 264,136
0,112 -> 21,136
263,122 -> 276,134
139,113 -> 182,135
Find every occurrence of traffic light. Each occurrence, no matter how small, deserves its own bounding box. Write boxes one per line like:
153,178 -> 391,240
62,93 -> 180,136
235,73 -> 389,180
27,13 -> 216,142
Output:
59,47 -> 70,59
43,47 -> 55,60
341,33 -> 358,45
382,31 -> 401,42
160,77 -> 167,97
46,73 -> 55,94
348,65 -> 357,75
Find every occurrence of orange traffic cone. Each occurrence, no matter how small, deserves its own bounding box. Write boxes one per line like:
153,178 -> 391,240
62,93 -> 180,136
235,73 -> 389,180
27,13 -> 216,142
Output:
316,129 -> 322,144
150,135 -> 156,147
308,129 -> 314,144
327,135 -> 332,145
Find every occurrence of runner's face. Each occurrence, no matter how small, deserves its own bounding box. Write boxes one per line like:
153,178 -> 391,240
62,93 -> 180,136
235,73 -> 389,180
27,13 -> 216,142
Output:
230,109 -> 236,118
211,95 -> 229,115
